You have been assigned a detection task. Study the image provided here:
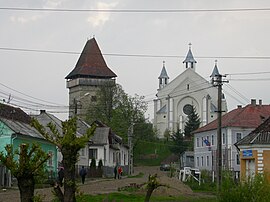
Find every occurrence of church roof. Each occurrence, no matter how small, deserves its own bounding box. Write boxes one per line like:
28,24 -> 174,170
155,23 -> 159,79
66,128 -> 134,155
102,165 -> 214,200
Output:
194,103 -> 270,133
183,48 -> 197,64
65,38 -> 117,80
158,63 -> 169,79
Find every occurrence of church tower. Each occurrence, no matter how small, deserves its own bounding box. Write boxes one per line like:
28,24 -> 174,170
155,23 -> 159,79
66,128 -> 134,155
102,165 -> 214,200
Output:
183,43 -> 197,70
158,61 -> 169,89
65,38 -> 117,119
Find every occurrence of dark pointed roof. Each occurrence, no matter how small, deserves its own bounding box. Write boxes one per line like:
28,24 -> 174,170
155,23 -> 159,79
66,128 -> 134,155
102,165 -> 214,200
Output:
236,116 -> 270,146
210,63 -> 220,78
65,38 -> 117,79
158,62 -> 169,79
194,104 -> 270,133
183,48 -> 197,64
0,103 -> 31,124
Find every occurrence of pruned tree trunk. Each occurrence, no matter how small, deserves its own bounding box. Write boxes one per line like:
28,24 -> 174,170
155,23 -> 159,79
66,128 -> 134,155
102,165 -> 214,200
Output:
144,187 -> 155,202
17,176 -> 35,202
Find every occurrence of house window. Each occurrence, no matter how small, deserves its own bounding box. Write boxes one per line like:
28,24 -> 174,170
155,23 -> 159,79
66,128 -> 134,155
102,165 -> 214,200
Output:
236,133 -> 242,142
201,137 -> 204,147
236,154 -> 240,165
89,149 -> 97,159
197,157 -> 199,167
211,135 -> 214,146
206,156 -> 209,167
196,138 -> 199,147
80,148 -> 85,156
201,156 -> 204,166
222,133 -> 226,145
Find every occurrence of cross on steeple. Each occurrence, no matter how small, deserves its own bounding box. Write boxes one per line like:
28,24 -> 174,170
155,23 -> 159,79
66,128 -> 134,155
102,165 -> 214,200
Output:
188,42 -> 192,50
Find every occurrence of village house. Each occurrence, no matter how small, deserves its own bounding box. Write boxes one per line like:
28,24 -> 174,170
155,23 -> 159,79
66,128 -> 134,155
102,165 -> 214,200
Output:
0,104 -> 57,187
33,110 -> 129,177
193,99 -> 270,179
235,116 -> 270,181
153,45 -> 227,138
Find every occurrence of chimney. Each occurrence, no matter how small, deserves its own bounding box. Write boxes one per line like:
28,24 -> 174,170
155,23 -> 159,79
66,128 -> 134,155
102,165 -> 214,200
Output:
259,99 -> 262,106
40,110 -> 46,114
251,99 -> 256,106
237,105 -> 242,109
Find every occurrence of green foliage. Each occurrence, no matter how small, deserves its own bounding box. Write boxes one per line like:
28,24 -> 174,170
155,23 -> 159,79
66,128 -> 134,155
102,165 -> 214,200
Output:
170,129 -> 190,155
134,139 -> 171,166
90,158 -> 96,168
219,173 -> 270,202
32,116 -> 96,202
184,105 -> 201,139
86,83 -> 148,141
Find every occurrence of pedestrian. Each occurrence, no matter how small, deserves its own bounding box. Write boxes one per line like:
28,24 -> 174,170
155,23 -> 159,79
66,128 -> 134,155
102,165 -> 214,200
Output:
114,165 -> 118,179
58,167 -> 64,187
79,166 -> 87,184
117,166 -> 123,179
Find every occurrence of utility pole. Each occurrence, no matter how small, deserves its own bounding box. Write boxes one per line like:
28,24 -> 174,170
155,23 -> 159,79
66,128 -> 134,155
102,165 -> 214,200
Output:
210,60 -> 228,191
128,123 -> 134,175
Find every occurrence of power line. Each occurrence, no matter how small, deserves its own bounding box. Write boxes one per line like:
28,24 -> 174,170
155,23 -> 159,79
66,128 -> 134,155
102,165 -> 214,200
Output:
1,47 -> 270,60
1,7 -> 270,13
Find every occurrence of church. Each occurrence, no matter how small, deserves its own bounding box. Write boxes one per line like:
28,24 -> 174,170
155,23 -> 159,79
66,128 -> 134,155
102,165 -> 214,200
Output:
153,45 -> 227,138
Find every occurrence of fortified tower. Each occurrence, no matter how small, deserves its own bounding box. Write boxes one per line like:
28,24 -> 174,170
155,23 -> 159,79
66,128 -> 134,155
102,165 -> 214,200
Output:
65,38 -> 117,119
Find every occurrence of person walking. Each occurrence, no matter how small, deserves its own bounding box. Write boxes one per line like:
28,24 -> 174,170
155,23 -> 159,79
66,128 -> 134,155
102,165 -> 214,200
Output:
114,165 -> 118,179
58,167 -> 64,187
79,166 -> 87,184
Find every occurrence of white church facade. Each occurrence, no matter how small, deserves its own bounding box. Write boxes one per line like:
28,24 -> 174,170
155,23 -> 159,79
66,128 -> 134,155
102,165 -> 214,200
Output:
153,46 -> 227,138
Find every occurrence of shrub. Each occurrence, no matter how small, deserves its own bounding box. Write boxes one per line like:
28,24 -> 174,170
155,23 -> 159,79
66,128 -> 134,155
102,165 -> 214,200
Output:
219,173 -> 270,202
98,159 -> 103,168
90,158 -> 96,168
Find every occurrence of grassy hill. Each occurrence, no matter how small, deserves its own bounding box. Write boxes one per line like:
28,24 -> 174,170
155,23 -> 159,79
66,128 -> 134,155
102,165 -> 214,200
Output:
133,139 -> 172,166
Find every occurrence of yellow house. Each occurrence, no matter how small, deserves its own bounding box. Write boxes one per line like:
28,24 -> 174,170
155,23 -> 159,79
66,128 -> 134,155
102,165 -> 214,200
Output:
235,116 -> 270,181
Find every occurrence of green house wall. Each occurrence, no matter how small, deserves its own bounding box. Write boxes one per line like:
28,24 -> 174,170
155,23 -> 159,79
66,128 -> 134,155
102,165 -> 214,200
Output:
0,121 -> 58,178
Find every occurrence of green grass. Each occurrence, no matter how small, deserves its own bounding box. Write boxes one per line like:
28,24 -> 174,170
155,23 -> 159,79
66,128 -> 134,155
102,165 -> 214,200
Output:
134,139 -> 171,166
77,192 -> 217,202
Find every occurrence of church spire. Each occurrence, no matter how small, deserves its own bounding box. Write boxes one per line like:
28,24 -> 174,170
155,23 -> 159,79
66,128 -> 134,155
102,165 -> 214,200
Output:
183,43 -> 197,70
158,61 -> 169,89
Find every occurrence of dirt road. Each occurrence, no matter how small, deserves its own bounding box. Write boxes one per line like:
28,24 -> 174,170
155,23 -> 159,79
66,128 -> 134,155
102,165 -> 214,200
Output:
0,166 -> 193,202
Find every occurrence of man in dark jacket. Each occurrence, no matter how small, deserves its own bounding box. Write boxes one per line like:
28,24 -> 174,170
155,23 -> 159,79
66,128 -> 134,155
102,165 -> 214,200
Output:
79,166 -> 87,184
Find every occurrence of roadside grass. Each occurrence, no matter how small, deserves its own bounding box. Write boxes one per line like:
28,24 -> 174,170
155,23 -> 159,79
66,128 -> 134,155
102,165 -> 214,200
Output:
77,192 -> 217,202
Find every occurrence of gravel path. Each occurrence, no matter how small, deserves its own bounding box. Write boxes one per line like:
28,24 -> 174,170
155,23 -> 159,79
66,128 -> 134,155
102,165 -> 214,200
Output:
0,166 -> 193,202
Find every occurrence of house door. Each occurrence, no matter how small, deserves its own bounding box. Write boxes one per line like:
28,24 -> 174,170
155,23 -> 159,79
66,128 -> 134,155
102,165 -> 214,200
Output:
246,159 -> 255,179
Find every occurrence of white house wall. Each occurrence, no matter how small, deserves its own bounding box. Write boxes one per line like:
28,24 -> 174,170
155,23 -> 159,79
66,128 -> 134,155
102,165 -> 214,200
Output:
194,127 -> 255,172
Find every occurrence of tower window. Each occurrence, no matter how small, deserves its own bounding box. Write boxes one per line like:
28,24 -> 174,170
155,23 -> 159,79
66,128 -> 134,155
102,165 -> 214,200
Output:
159,78 -> 162,85
165,78 -> 167,84
187,84 -> 189,90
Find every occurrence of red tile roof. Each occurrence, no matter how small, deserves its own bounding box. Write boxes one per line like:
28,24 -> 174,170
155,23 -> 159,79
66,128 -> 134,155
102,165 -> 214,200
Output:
0,103 -> 31,124
65,38 -> 117,79
194,104 -> 270,133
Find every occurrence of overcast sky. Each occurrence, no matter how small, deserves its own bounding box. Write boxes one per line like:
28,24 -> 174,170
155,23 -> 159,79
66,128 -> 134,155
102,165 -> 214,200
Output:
1,0 -> 270,121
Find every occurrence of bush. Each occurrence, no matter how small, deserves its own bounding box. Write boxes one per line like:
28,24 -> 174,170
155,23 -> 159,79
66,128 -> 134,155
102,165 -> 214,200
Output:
219,173 -> 270,202
90,158 -> 96,168
98,159 -> 103,168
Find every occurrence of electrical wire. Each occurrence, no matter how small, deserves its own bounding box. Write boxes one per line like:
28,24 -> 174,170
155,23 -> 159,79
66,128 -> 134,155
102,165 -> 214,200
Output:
1,7 -> 270,13
1,47 -> 270,60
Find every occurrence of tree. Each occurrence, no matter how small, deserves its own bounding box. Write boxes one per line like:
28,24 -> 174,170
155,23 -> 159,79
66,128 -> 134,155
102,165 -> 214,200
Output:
170,129 -> 189,155
86,83 -> 148,141
0,143 -> 51,202
32,117 -> 95,202
184,105 -> 201,140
